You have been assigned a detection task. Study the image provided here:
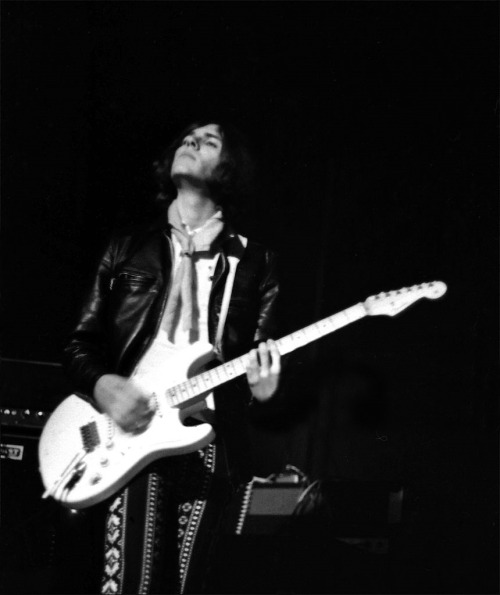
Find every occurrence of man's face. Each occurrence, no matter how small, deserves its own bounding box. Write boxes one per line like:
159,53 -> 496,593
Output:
171,123 -> 223,186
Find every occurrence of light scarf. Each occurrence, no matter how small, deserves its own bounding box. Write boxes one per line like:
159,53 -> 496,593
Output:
162,199 -> 224,341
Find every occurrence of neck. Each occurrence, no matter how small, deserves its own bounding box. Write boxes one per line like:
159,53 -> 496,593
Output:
175,189 -> 218,229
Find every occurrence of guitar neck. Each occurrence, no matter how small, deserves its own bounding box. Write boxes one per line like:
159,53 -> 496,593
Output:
166,303 -> 367,408
275,303 -> 367,357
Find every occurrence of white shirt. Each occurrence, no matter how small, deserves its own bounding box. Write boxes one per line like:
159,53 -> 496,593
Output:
130,234 -> 219,410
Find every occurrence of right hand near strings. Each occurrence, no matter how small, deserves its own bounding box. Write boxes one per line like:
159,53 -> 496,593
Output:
93,374 -> 155,433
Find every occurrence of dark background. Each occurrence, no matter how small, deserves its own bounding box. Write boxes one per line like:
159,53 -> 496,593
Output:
1,2 -> 498,594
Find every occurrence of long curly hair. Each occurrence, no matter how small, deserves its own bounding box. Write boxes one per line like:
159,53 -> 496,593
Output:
153,119 -> 256,222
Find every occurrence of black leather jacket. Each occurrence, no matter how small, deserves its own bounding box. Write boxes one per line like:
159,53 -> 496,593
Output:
63,219 -> 280,481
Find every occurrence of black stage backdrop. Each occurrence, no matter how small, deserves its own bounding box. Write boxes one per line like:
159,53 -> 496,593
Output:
1,2 -> 498,594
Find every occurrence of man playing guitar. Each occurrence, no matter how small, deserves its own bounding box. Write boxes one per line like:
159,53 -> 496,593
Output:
62,120 -> 281,594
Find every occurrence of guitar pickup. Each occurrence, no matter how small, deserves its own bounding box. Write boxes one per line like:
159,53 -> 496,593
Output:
80,421 -> 100,453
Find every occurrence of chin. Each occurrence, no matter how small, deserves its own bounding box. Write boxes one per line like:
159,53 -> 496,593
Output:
171,165 -> 195,179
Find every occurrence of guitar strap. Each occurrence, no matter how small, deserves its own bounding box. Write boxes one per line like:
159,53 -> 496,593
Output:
213,234 -> 247,360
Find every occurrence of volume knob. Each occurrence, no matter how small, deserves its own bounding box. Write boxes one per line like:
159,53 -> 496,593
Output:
90,473 -> 102,485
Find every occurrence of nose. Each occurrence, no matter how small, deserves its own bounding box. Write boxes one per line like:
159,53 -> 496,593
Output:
184,137 -> 198,150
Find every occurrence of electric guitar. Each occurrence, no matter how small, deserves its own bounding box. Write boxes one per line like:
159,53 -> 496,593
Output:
38,281 -> 447,509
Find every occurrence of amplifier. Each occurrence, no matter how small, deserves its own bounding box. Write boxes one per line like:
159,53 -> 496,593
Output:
234,481 -> 305,534
221,469 -> 308,536
1,407 -> 50,430
0,357 -> 69,430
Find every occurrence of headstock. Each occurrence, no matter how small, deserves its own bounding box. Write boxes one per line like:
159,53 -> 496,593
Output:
364,281 -> 447,317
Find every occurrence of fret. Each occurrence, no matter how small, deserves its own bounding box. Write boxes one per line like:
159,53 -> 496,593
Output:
224,360 -> 237,379
189,376 -> 199,393
195,374 -> 209,394
314,321 -> 325,336
217,366 -> 229,383
317,318 -> 333,335
301,326 -> 317,342
177,382 -> 189,404
206,369 -> 217,390
202,372 -> 213,391
172,387 -> 183,407
185,379 -> 197,400
241,354 -> 250,371
211,366 -> 223,385
165,388 -> 175,407
174,384 -> 186,405
220,363 -> 229,379
233,356 -> 246,375
176,387 -> 184,406
291,329 -> 308,348
312,321 -> 324,340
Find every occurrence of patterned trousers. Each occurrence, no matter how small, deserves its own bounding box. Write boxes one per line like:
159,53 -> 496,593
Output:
100,443 -> 233,594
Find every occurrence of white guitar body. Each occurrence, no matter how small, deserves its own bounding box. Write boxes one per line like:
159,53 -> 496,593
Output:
38,281 -> 447,509
38,341 -> 217,509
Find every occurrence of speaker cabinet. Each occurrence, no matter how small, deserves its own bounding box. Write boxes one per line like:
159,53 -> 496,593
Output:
0,429 -> 103,594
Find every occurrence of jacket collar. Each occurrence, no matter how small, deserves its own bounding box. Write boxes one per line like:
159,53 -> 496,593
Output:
155,215 -> 245,258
